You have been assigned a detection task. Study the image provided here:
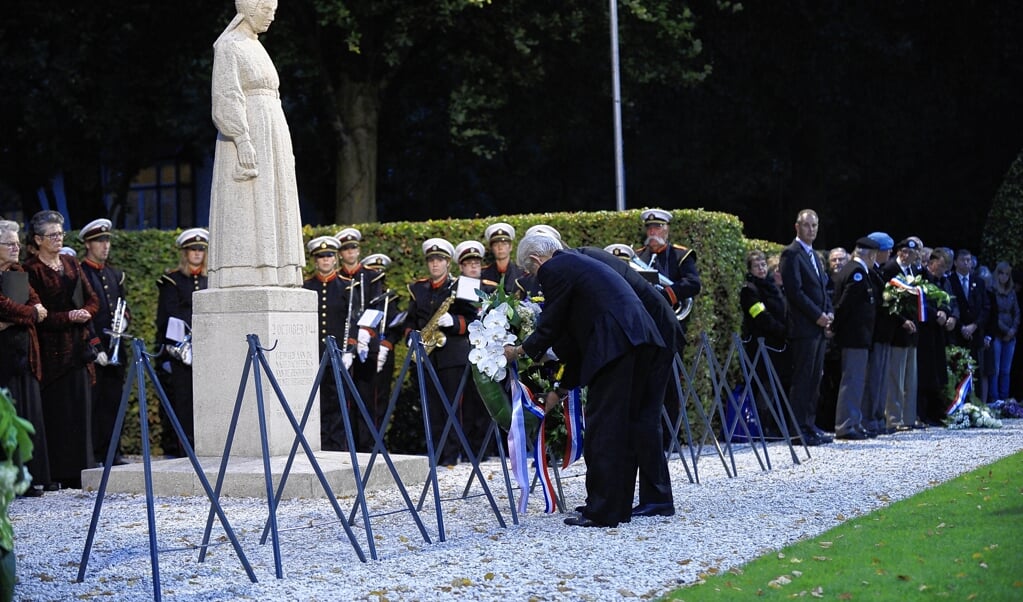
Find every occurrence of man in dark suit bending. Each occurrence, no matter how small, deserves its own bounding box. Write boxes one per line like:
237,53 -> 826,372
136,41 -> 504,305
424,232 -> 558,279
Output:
504,234 -> 666,528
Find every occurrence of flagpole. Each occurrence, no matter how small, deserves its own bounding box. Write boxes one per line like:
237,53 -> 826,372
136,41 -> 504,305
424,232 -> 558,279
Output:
609,0 -> 626,212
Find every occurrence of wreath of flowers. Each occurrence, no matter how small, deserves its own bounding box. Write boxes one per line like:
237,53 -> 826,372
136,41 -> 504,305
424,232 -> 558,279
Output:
882,273 -> 950,318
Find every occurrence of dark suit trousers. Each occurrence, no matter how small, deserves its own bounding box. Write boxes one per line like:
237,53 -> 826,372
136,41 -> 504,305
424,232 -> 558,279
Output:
788,333 -> 827,434
634,345 -> 674,505
582,346 -> 657,526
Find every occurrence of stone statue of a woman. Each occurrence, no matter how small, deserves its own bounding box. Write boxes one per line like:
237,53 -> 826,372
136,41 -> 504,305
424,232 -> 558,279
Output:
208,0 -> 304,288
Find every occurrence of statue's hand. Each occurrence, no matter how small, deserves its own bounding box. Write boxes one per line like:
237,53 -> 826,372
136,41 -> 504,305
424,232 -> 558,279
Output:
233,139 -> 259,181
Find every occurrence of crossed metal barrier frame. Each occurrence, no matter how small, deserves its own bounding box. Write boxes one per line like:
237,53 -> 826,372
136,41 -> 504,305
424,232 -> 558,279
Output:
75,328 -> 811,600
77,337 -> 257,602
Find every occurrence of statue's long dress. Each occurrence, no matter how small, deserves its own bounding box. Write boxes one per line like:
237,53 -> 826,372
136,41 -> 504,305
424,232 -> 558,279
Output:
208,30 -> 304,288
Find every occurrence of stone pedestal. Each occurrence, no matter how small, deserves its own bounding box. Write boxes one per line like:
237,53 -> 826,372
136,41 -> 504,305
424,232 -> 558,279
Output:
81,452 -> 431,499
191,287 -> 320,457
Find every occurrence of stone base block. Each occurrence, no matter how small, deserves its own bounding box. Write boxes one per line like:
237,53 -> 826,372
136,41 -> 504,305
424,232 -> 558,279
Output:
81,452 -> 430,499
191,287 -> 320,457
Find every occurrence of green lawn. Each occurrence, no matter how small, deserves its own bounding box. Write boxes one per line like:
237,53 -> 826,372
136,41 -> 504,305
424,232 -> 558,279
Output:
666,451 -> 1023,600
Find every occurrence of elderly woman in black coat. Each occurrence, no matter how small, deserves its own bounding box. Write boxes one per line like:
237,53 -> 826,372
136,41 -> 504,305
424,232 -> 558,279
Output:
739,250 -> 790,435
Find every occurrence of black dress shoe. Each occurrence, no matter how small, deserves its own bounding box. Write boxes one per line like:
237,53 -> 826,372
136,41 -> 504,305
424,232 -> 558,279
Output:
803,433 -> 828,446
836,430 -> 868,441
911,421 -> 927,430
864,429 -> 879,438
564,515 -> 613,528
631,502 -> 675,517
574,505 -> 587,514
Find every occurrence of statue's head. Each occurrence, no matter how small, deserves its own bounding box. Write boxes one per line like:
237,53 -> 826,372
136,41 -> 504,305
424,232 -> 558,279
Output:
238,0 -> 277,34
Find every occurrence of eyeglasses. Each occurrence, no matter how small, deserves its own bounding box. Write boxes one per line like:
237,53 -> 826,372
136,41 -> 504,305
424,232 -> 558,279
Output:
1,242 -> 19,250
39,231 -> 65,241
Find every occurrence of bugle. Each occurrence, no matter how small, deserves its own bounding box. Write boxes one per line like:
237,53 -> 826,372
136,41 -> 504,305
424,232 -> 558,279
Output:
108,298 -> 128,365
628,255 -> 694,321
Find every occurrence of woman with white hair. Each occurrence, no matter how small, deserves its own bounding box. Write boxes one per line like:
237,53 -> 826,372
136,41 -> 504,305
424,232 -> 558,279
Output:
0,220 -> 52,494
23,211 -> 100,489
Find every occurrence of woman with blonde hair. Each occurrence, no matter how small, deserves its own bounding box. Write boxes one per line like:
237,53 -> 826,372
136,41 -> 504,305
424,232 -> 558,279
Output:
988,261 -> 1019,401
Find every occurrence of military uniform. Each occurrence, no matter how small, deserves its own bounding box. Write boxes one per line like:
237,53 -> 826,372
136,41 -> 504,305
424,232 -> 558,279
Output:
155,228 -> 209,454
635,209 -> 702,451
79,218 -> 128,465
404,238 -> 477,464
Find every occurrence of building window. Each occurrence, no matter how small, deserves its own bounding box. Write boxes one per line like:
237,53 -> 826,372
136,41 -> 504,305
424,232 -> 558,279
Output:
123,160 -> 195,230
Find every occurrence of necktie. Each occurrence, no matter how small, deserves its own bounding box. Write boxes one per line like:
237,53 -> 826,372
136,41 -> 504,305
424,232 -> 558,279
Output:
809,248 -> 820,278
961,274 -> 969,292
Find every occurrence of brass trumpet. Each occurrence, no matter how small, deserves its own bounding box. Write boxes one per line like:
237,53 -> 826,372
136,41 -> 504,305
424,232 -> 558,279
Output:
628,255 -> 694,321
108,298 -> 128,365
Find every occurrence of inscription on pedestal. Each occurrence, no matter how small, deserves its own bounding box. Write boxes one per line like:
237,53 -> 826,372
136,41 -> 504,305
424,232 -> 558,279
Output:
266,320 -> 318,386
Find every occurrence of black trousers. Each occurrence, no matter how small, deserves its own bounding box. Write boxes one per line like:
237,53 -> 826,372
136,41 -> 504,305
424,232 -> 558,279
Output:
581,345 -> 661,526
92,364 -> 126,462
634,346 -> 673,506
788,334 -> 827,435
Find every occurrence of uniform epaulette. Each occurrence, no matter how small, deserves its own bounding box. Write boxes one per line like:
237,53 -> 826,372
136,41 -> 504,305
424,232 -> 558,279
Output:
117,270 -> 127,286
157,270 -> 179,286
671,243 -> 690,252
369,270 -> 386,284
482,279 -> 499,288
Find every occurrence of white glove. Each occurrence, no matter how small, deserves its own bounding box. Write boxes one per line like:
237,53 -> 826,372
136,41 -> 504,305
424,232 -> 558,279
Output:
357,328 -> 371,362
342,351 -> 353,370
377,346 -> 389,373
437,313 -> 454,328
95,351 -> 110,367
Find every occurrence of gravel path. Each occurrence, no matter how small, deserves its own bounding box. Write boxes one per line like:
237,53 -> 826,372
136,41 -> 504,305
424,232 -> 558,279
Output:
10,421 -> 1023,601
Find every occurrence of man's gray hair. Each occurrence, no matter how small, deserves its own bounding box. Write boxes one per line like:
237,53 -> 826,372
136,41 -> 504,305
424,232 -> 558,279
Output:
516,234 -> 563,273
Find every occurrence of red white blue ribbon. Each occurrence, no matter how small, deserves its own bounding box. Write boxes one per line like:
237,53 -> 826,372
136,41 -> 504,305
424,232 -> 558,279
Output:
561,387 -> 584,469
947,371 -> 972,415
521,391 -> 555,514
887,277 -> 927,322
507,363 -> 532,514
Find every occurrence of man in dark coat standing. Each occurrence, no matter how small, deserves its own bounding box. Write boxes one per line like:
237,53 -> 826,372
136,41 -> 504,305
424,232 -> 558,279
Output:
948,248 -> 989,401
780,209 -> 834,446
504,235 -> 666,528
830,237 -> 879,439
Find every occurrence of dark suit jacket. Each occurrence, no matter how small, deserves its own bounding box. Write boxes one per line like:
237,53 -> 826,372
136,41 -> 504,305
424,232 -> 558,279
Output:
576,247 -> 684,352
780,239 -> 832,340
831,259 -> 876,349
521,250 -> 665,388
949,271 -> 989,341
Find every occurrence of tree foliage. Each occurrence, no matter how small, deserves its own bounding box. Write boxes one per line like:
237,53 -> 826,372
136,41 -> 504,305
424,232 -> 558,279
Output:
982,149 -> 1023,268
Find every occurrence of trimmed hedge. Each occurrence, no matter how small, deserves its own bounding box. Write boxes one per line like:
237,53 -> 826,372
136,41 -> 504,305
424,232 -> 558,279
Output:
68,209 -> 749,454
